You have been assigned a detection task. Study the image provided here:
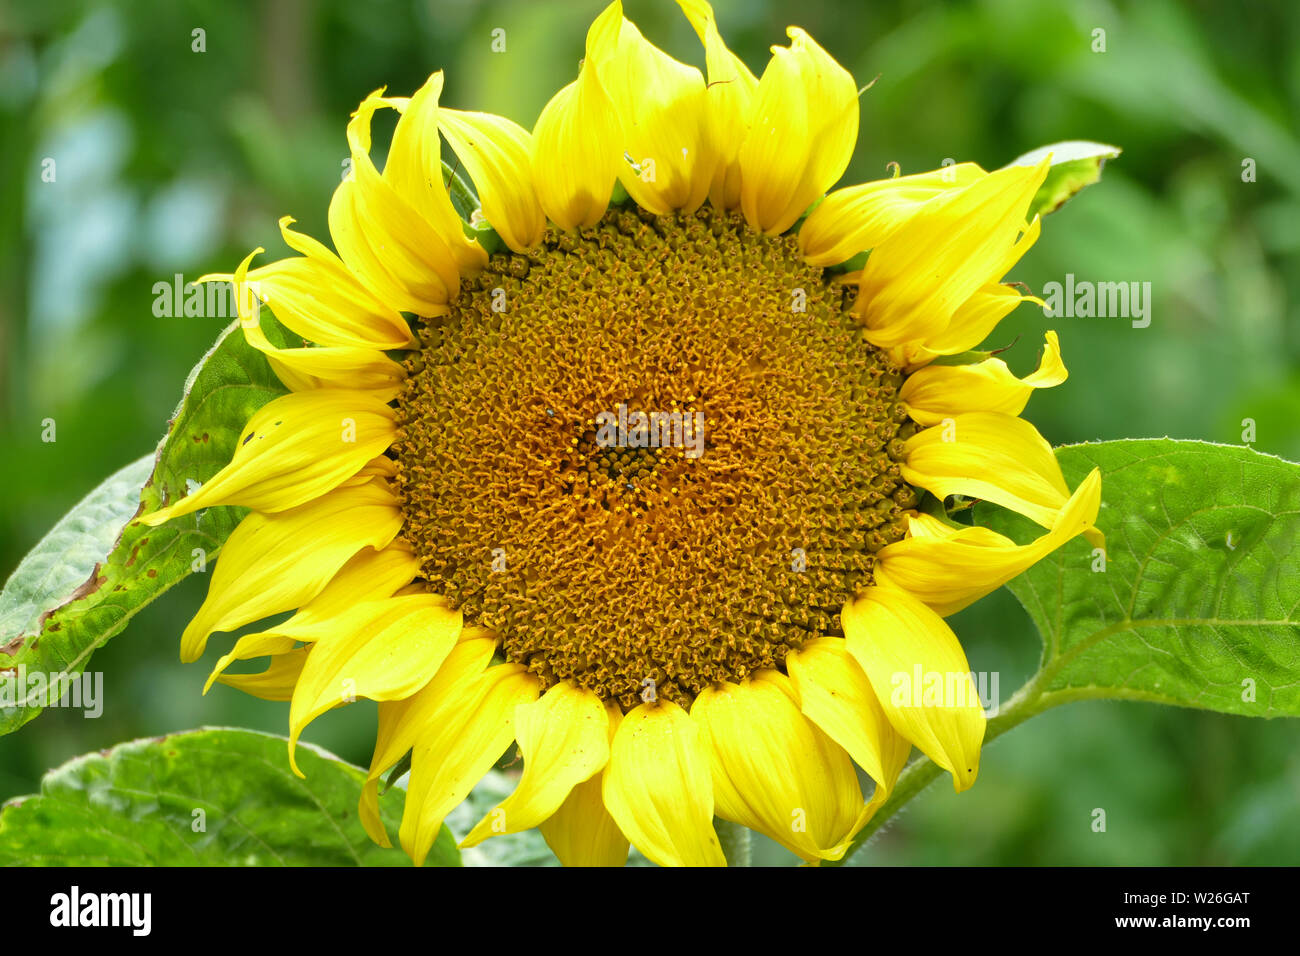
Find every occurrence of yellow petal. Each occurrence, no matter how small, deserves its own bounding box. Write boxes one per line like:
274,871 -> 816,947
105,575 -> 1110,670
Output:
785,637 -> 911,795
140,388 -> 395,523
900,331 -> 1067,425
693,674 -> 864,862
903,219 -> 1044,365
738,27 -> 858,235
798,164 -> 986,267
439,108 -> 545,253
204,633 -> 297,694
535,700 -> 628,866
215,647 -> 310,701
329,89 -> 462,316
360,637 -> 499,847
381,73 -> 488,275
206,538 -> 420,696
676,0 -> 758,210
399,661 -> 539,866
530,14 -> 620,232
902,411 -> 1074,531
858,160 -> 1048,350
589,1 -> 714,215
842,586 -> 987,792
876,467 -> 1102,616
538,772 -> 629,867
287,594 -> 463,775
175,479 -> 402,661
286,541 -> 420,626
199,219 -> 414,351
602,698 -> 725,867
218,249 -> 405,395
461,683 -> 611,847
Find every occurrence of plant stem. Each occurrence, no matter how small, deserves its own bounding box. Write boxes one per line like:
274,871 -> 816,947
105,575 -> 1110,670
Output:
716,817 -> 752,866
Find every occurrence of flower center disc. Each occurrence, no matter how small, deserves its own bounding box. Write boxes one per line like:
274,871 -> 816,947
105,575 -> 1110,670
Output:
395,206 -> 916,710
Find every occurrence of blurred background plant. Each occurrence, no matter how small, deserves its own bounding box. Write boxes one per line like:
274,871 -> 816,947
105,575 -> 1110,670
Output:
1,0 -> 1296,865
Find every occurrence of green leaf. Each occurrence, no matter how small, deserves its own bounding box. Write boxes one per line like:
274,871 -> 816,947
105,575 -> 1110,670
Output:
0,727 -> 458,866
978,439 -> 1300,716
1007,140 -> 1121,219
0,318 -> 290,735
0,455 -> 155,648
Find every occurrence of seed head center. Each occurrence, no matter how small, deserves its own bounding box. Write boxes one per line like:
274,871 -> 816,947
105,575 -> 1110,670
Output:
395,206 -> 916,710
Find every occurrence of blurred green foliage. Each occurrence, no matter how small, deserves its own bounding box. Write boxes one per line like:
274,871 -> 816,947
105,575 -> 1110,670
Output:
1,0 -> 1296,864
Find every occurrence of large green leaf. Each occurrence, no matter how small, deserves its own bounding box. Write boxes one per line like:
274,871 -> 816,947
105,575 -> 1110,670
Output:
0,318 -> 290,735
834,438 -> 1299,866
1007,140 -> 1121,219
978,439 -> 1300,716
0,727 -> 458,866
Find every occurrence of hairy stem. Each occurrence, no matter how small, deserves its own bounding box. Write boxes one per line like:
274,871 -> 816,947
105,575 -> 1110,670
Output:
716,817 -> 752,867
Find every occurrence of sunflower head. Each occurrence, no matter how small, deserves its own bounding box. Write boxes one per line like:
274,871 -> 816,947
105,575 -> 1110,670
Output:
145,0 -> 1101,867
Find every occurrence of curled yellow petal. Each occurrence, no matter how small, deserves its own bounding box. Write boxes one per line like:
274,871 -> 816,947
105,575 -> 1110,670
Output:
902,411 -> 1074,532
589,1 -> 714,215
738,27 -> 858,235
858,159 -> 1048,350
842,587 -> 987,792
602,698 -> 725,867
462,682 -> 611,847
214,647 -> 310,701
329,89 -> 462,316
215,249 -> 405,396
399,660 -> 539,866
439,108 -> 545,253
174,480 -> 402,662
360,637 -> 499,847
903,218 -> 1044,366
199,218 -> 413,351
798,164 -> 985,267
676,0 -> 758,210
140,388 -> 396,523
206,632 -> 298,695
693,674 -> 864,863
874,467 -> 1102,616
786,637 -> 911,796
531,47 -> 619,229
287,594 -> 463,776
900,331 -> 1067,426
381,72 -> 488,275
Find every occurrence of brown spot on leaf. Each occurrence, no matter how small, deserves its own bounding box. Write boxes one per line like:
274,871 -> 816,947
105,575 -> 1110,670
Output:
0,636 -> 25,657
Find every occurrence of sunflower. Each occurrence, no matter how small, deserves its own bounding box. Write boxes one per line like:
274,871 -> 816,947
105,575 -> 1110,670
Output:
143,0 -> 1102,867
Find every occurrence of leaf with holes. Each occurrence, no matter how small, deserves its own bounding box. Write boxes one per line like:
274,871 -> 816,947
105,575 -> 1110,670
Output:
977,439 -> 1300,716
0,318 -> 291,735
0,727 -> 459,866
